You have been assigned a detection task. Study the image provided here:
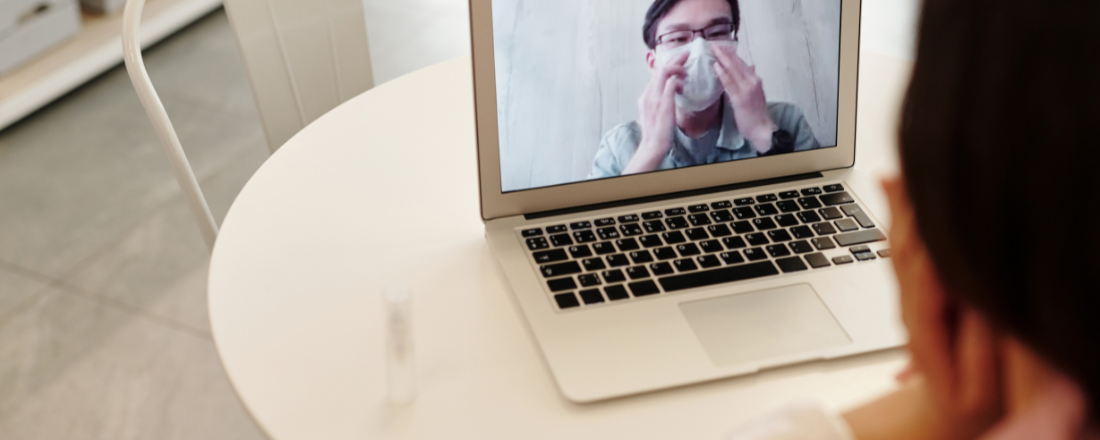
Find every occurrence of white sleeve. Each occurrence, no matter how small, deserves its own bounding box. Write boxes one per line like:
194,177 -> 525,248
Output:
725,401 -> 856,440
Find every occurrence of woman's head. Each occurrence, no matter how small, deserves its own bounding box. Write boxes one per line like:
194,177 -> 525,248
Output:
889,0 -> 1100,427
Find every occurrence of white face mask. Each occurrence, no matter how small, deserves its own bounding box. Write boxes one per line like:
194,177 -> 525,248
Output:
656,38 -> 733,113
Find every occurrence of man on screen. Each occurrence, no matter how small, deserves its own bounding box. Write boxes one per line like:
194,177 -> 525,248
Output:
588,0 -> 820,179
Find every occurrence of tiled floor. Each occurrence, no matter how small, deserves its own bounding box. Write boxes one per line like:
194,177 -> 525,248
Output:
0,2 -> 469,438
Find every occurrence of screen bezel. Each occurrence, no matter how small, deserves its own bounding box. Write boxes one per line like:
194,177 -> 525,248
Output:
470,0 -> 862,220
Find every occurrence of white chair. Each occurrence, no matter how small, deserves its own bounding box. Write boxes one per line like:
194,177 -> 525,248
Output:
122,0 -> 374,251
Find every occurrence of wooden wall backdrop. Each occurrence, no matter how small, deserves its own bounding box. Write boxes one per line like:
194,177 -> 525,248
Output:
493,0 -> 842,192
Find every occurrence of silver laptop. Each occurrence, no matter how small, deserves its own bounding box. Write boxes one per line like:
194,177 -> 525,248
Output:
469,0 -> 905,403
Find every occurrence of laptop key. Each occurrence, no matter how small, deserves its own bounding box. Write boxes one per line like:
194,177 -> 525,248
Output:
811,237 -> 837,250
549,278 -> 577,293
619,223 -> 644,237
592,242 -> 617,255
776,256 -> 809,273
615,238 -> 640,251
707,224 -> 733,237
688,214 -> 712,226
568,245 -> 593,259
629,250 -> 654,264
801,187 -> 823,196
626,266 -> 651,280
734,197 -> 756,206
776,200 -> 801,213
606,254 -> 631,267
674,259 -> 699,272
753,218 -> 778,231
710,210 -> 735,223
833,255 -> 855,265
756,194 -> 779,203
661,231 -> 687,244
686,228 -> 710,241
665,208 -> 686,216
642,211 -> 663,220
819,207 -> 844,220
602,269 -> 627,283
649,262 -> 675,276
688,204 -> 710,213
696,255 -> 722,268
573,230 -> 597,243
743,247 -> 769,261
835,218 -> 860,232
629,280 -> 661,297
526,237 -> 549,250
823,184 -> 845,193
596,227 -> 620,240
779,191 -> 800,199
618,214 -> 640,223
582,258 -> 606,271
547,225 -> 568,234
766,244 -> 792,258
722,236 -> 748,250
768,230 -> 793,242
522,228 -> 543,237
541,261 -> 582,278
730,221 -> 754,234
654,247 -> 678,260
746,233 -> 770,246
855,251 -> 877,261
554,292 -> 581,308
849,245 -> 872,255
579,289 -> 605,305
720,251 -> 745,265
570,221 -> 592,230
878,249 -> 892,258
813,223 -> 838,235
643,220 -> 667,233
578,274 -> 602,287
665,216 -> 690,229
594,218 -> 616,227
789,241 -> 814,254
711,201 -> 733,210
733,207 -> 757,220
604,285 -> 630,301
676,243 -> 702,257
775,214 -> 799,227
790,226 -> 815,239
550,234 -> 574,247
797,211 -> 823,224
820,192 -> 855,206
534,249 -> 569,263
640,235 -> 664,248
805,253 -> 831,268
699,240 -> 723,253
834,229 -> 888,247
755,203 -> 780,216
659,261 -> 780,292
798,197 -> 824,210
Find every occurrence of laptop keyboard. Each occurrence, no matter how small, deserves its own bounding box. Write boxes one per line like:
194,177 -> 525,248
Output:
520,183 -> 890,311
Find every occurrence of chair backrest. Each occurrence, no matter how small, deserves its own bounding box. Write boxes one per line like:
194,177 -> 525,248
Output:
222,0 -> 375,151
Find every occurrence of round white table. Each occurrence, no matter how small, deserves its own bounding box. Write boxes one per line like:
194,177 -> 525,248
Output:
209,53 -> 914,440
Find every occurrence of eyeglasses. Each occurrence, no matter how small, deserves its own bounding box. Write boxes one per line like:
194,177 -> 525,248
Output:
656,23 -> 735,49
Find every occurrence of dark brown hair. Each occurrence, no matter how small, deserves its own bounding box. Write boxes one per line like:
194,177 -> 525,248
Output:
900,0 -> 1100,421
642,0 -> 740,49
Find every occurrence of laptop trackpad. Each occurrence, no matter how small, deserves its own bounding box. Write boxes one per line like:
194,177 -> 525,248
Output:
679,284 -> 851,366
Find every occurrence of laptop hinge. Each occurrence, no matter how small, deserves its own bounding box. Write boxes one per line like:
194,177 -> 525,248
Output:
524,172 -> 825,220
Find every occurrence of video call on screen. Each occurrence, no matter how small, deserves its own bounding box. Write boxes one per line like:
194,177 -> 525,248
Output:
492,0 -> 842,193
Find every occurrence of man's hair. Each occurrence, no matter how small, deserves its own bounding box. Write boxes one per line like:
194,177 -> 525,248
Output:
642,0 -> 740,50
901,0 -> 1100,422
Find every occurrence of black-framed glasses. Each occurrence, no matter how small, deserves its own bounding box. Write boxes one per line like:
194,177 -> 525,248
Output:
656,23 -> 736,49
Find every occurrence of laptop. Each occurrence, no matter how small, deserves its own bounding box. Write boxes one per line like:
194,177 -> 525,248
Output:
469,0 -> 905,403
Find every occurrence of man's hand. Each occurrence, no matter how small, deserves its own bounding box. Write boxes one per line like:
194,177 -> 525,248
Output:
713,44 -> 777,154
624,52 -> 688,175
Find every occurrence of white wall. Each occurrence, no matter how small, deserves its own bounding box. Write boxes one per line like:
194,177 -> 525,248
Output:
494,0 -> 842,192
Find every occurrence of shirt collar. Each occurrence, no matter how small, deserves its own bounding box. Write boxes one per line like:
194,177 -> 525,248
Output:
715,96 -> 748,152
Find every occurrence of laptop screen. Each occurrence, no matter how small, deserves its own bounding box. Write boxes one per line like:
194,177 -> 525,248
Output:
492,0 -> 843,193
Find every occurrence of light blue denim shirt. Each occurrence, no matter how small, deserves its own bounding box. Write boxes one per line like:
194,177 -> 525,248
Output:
587,99 -> 820,179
